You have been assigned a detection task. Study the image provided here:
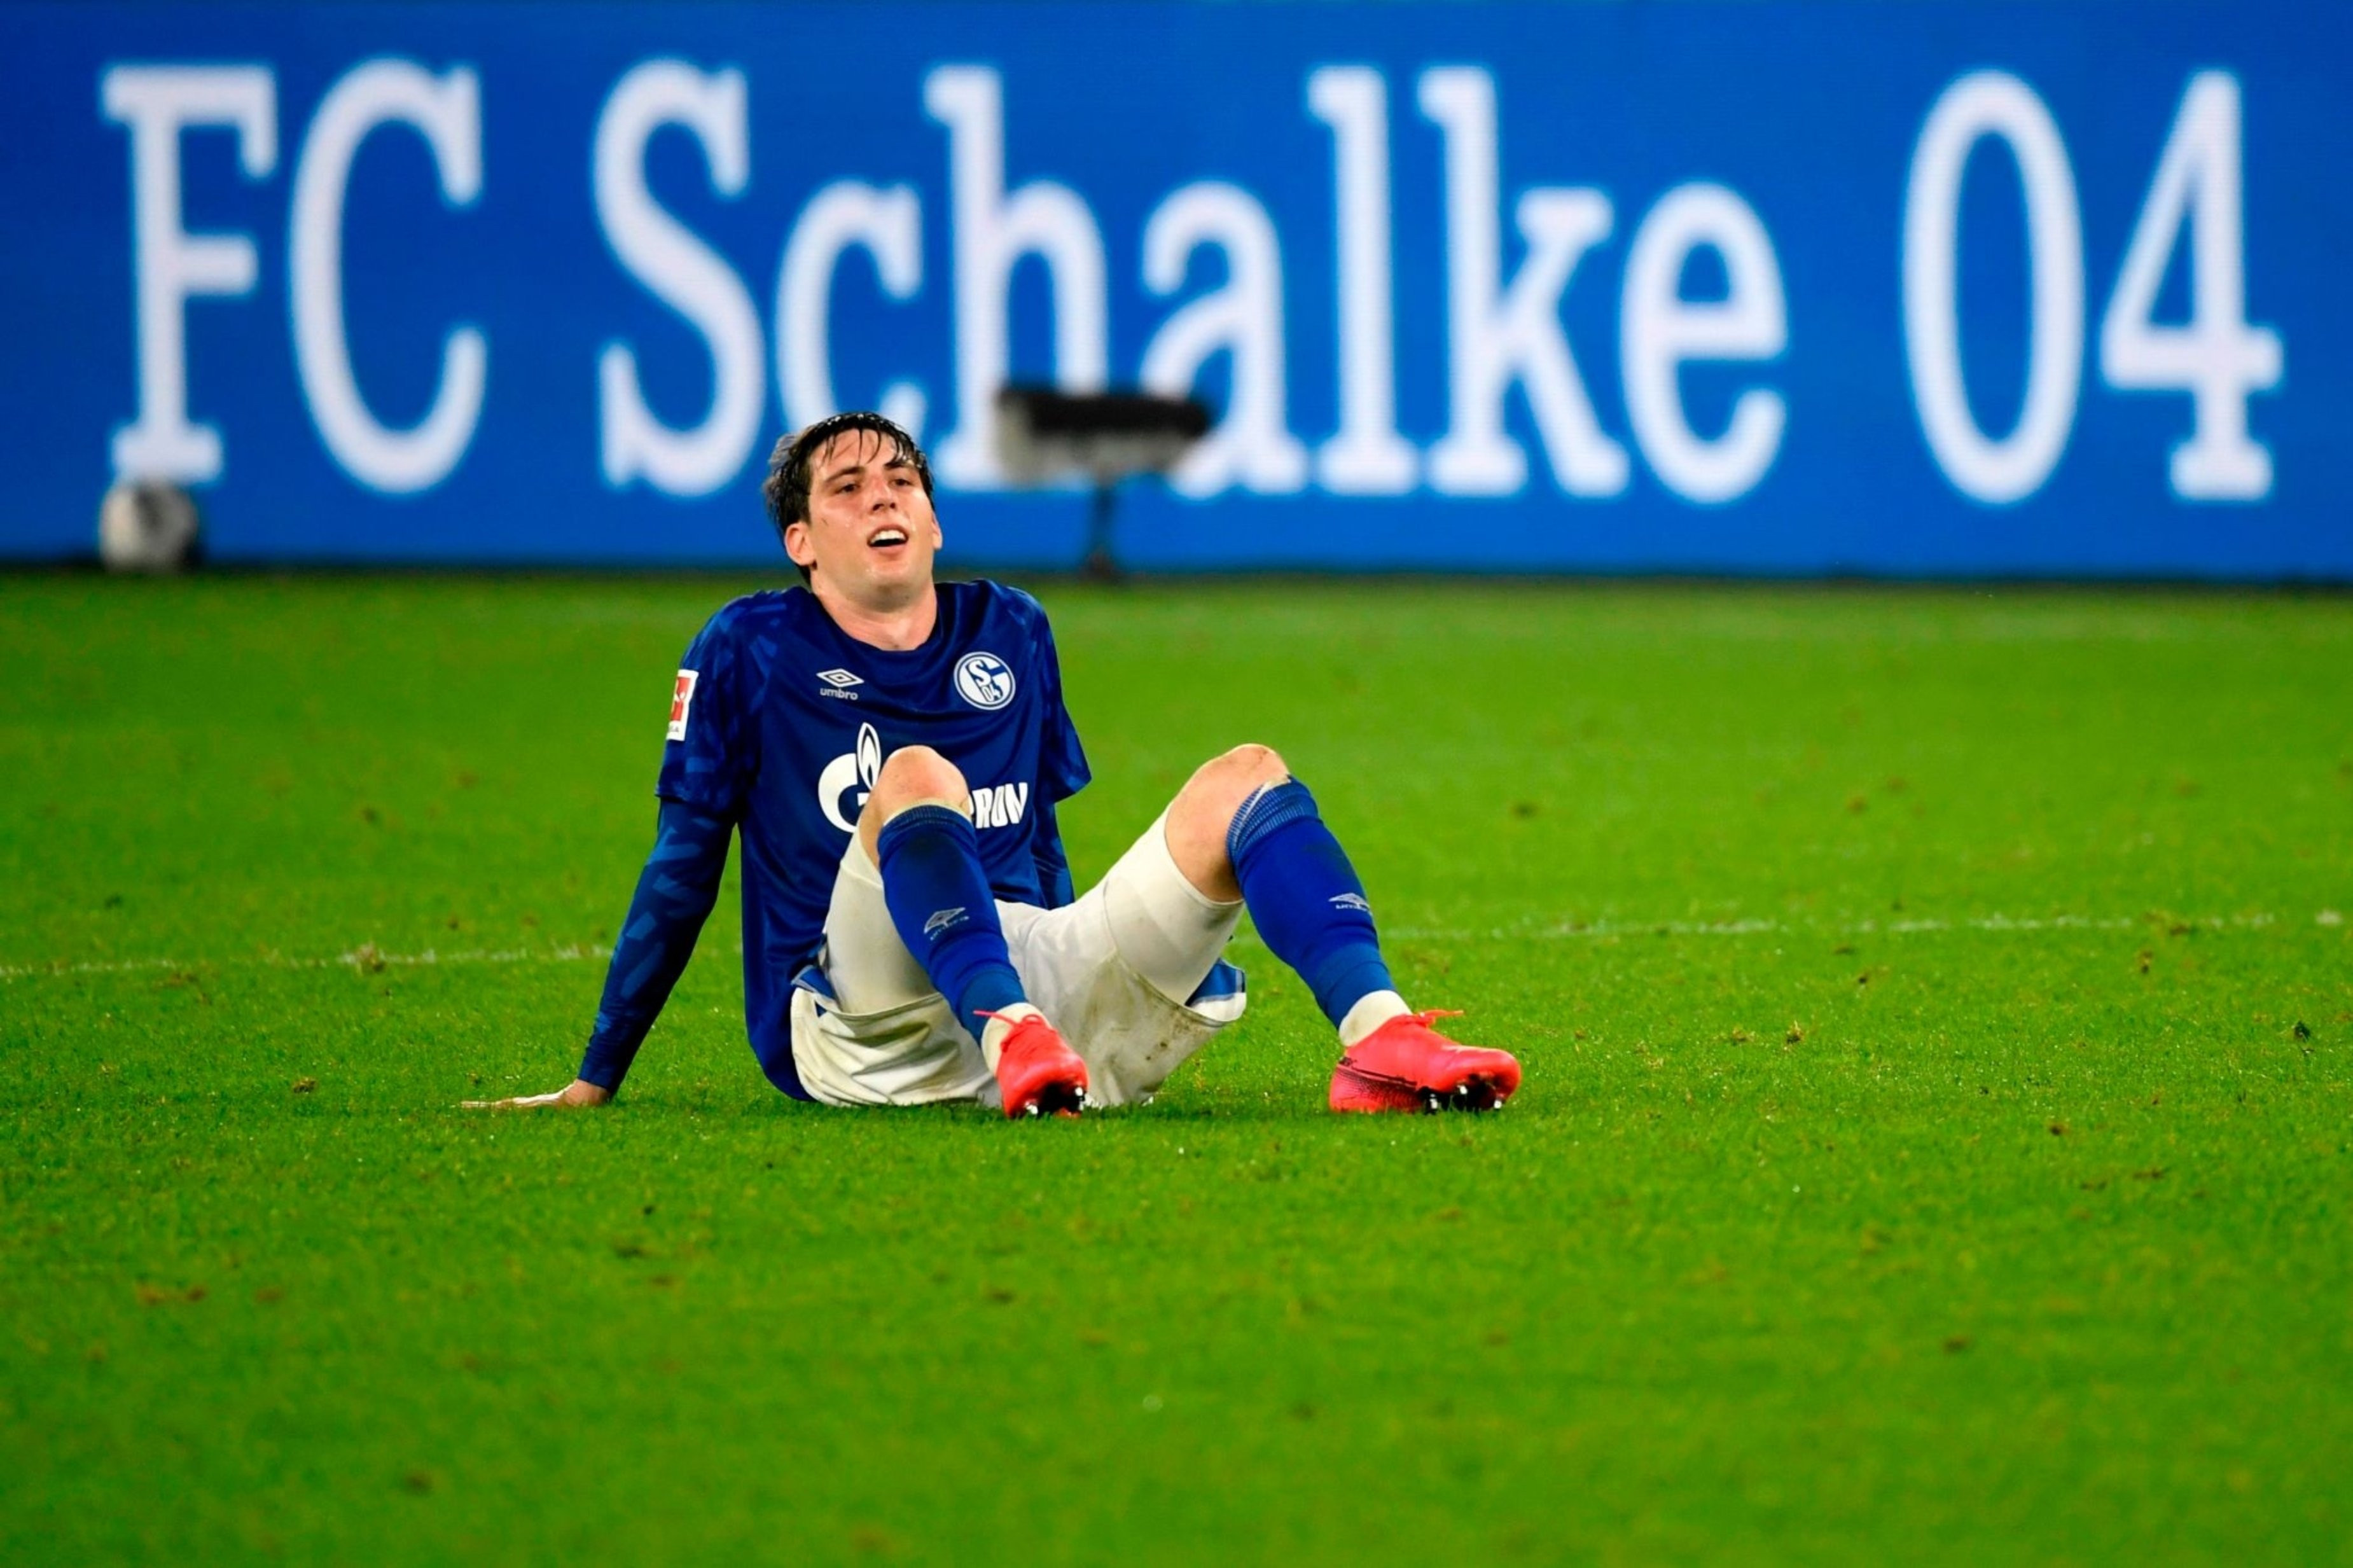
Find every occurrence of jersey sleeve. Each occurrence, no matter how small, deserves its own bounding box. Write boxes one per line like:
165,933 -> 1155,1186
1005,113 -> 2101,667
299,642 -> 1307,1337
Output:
577,798 -> 733,1092
655,607 -> 756,817
1035,612 -> 1091,805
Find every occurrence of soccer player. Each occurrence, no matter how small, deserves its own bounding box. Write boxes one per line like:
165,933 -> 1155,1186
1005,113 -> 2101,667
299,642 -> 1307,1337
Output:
468,412 -> 1518,1118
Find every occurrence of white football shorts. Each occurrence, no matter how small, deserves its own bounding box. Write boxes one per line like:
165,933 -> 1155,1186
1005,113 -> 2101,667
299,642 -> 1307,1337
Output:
788,812 -> 1248,1109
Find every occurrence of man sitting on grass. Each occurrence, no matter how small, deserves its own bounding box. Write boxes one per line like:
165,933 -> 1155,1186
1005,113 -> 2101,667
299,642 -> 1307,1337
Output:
470,412 -> 1518,1117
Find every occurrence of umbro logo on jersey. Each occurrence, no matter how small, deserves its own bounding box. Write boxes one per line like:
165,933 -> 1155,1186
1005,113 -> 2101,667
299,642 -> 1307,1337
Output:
815,667 -> 863,702
923,906 -> 968,938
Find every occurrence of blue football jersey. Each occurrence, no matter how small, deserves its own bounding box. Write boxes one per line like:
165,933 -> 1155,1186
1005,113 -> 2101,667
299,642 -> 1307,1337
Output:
655,580 -> 1090,1099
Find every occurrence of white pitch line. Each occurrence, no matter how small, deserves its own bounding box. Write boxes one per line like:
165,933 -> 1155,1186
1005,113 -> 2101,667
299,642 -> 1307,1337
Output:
1384,911 -> 2287,942
0,943 -> 612,983
1,910 -> 2325,985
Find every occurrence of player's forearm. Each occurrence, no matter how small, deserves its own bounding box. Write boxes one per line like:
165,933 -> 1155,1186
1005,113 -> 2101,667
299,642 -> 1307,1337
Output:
578,799 -> 733,1091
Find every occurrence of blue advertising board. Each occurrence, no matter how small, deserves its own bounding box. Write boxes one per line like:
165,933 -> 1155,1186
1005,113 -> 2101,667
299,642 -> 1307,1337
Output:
1,1 -> 2347,575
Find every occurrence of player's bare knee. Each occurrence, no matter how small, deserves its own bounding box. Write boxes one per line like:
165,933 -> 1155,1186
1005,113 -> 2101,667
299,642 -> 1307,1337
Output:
1186,744 -> 1288,817
1164,743 -> 1289,900
875,744 -> 968,805
1218,742 -> 1289,787
857,746 -> 971,861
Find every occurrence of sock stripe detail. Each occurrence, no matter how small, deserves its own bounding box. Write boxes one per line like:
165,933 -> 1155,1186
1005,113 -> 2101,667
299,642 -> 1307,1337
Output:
1226,779 -> 1321,867
877,802 -> 975,859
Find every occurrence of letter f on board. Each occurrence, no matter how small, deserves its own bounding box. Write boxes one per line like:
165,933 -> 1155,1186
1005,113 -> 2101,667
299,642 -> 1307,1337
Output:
102,66 -> 277,484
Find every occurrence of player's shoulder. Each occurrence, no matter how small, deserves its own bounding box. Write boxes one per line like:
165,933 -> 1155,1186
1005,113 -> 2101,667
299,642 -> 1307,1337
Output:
944,578 -> 1056,644
689,586 -> 814,653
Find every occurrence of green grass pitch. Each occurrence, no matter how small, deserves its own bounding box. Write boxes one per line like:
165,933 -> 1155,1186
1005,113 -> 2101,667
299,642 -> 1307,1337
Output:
3,572 -> 2349,1564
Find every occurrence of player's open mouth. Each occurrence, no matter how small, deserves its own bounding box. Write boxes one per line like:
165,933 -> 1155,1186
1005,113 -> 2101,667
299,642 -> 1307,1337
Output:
867,528 -> 908,550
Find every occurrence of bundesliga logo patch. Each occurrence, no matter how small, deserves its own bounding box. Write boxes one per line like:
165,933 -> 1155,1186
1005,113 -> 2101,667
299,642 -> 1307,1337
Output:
667,669 -> 699,741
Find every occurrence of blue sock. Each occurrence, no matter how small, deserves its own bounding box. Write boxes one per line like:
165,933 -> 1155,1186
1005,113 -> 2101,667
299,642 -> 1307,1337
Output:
875,805 -> 1027,1042
1226,780 -> 1394,1027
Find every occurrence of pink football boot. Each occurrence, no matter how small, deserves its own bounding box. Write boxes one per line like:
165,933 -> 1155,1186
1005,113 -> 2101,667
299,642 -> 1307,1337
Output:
985,1011 -> 1089,1118
1330,1011 -> 1520,1113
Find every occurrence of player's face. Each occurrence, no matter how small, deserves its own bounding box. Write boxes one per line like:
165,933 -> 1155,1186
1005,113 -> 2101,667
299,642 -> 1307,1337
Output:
786,430 -> 943,604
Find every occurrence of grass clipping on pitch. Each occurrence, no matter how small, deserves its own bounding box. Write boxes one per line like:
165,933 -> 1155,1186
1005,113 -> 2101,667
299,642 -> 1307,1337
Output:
2,575 -> 2348,1564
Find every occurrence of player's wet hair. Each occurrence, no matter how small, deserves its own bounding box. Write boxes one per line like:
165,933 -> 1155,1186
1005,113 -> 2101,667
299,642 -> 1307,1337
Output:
763,412 -> 935,583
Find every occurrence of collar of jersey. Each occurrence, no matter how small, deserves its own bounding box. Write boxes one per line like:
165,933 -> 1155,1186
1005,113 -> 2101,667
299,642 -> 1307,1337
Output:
810,584 -> 957,684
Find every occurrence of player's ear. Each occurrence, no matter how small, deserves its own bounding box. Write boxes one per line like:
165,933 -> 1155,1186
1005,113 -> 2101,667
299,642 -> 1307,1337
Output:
783,520 -> 817,571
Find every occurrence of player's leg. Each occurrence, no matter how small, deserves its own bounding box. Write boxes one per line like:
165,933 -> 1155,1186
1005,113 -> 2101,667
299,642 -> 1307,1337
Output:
861,745 -> 1088,1116
1165,744 -> 1521,1112
1021,805 -> 1249,1107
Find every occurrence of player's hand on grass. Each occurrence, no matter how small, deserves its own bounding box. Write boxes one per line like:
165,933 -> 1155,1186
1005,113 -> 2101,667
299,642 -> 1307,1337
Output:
462,1078 -> 612,1110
